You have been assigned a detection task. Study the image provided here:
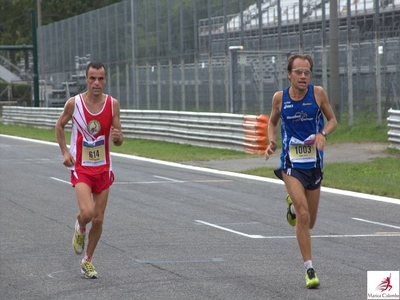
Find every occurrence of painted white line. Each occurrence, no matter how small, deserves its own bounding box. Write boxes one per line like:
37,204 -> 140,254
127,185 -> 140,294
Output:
352,218 -> 400,230
2,135 -> 399,205
153,175 -> 183,182
50,177 -> 70,185
195,220 -> 266,239
196,220 -> 400,239
110,153 -> 400,205
212,221 -> 261,225
0,158 -> 51,162
321,187 -> 400,205
47,270 -> 66,278
114,180 -> 174,184
261,233 -> 400,239
135,258 -> 224,264
0,134 -> 59,146
113,179 -> 232,185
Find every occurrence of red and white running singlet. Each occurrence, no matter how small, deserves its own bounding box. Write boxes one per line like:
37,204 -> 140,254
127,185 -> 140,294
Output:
68,94 -> 114,175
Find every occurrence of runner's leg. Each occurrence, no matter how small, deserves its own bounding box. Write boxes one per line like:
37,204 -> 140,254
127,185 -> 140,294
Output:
86,188 -> 109,257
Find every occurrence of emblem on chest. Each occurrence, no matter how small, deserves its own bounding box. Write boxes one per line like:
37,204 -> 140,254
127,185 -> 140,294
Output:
87,119 -> 101,135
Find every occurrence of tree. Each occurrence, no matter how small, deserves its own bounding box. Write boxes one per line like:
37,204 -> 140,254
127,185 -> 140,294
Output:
0,0 -> 121,63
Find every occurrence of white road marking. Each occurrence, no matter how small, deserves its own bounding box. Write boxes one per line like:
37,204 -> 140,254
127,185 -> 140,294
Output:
352,218 -> 400,230
0,158 -> 52,162
113,179 -> 232,184
2,135 -> 399,205
109,152 -> 400,205
114,180 -> 176,184
196,220 -> 400,239
50,177 -> 70,184
135,258 -> 224,263
212,221 -> 261,225
50,176 -> 232,186
260,233 -> 400,239
47,270 -> 66,278
195,220 -> 267,239
153,175 -> 183,182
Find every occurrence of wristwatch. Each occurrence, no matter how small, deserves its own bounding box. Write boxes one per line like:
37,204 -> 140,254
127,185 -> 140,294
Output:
320,130 -> 327,139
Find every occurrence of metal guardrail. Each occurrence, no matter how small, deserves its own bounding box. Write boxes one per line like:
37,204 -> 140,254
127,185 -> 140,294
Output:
387,109 -> 400,150
1,106 -> 268,153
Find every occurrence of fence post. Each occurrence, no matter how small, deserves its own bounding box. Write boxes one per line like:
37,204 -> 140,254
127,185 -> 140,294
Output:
229,46 -> 243,114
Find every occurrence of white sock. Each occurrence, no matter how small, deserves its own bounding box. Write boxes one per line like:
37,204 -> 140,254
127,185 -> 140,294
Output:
290,204 -> 296,215
304,260 -> 313,272
82,254 -> 92,263
77,224 -> 86,234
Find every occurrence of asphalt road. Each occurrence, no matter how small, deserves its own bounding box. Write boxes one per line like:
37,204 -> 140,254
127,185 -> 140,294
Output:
1,135 -> 399,300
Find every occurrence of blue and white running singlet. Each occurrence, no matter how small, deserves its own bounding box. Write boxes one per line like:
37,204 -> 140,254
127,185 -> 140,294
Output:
279,84 -> 324,170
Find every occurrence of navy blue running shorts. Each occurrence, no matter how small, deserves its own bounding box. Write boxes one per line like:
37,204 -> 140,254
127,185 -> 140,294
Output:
274,168 -> 323,190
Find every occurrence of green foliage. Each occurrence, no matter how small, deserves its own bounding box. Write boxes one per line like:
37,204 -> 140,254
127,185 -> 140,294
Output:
0,82 -> 33,104
0,0 -> 120,61
0,82 -> 9,101
11,83 -> 31,106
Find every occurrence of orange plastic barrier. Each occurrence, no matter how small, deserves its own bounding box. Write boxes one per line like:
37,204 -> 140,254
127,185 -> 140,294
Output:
243,114 -> 269,154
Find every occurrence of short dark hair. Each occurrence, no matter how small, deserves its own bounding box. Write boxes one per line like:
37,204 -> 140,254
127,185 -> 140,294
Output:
287,54 -> 314,72
86,62 -> 107,76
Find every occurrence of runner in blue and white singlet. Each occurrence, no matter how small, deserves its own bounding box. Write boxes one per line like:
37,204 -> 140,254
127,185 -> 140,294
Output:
264,54 -> 337,289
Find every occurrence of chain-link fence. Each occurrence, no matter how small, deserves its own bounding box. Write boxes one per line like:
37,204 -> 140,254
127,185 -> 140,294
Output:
37,0 -> 400,119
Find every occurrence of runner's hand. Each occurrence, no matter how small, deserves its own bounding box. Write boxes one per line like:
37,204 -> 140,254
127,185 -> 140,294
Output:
63,152 -> 75,167
315,133 -> 326,150
265,141 -> 277,160
111,126 -> 122,144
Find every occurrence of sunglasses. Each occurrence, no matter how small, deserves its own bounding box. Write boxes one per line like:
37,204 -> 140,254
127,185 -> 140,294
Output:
292,69 -> 312,76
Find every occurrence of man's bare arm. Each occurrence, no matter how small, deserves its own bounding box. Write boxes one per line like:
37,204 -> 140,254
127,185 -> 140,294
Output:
111,98 -> 123,146
55,98 -> 75,166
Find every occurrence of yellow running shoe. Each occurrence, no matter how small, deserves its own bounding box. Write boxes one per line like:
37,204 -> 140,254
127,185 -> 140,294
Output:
72,220 -> 86,254
81,260 -> 98,279
286,195 -> 296,226
305,268 -> 320,289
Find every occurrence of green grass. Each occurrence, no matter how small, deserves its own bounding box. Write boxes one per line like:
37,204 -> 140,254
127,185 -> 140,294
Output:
117,137 -> 253,161
323,158 -> 400,197
327,112 -> 390,143
1,113 -> 399,199
0,123 -> 63,142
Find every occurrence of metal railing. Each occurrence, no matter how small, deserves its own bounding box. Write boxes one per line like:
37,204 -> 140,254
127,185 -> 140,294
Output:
1,106 -> 268,153
3,106 -> 399,151
387,109 -> 400,150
